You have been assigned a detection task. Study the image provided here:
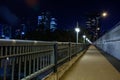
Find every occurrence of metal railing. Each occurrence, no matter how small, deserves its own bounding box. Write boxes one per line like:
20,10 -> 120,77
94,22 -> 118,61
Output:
0,39 -> 87,80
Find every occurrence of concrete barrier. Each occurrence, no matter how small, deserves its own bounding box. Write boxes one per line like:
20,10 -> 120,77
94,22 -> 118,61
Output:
95,21 -> 120,60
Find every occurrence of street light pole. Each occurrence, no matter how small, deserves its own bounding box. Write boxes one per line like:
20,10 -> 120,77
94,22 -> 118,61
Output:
76,31 -> 79,43
75,22 -> 80,44
83,35 -> 86,44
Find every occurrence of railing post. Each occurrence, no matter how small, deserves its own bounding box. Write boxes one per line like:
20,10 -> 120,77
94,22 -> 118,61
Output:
69,42 -> 71,61
75,43 -> 78,55
53,43 -> 58,72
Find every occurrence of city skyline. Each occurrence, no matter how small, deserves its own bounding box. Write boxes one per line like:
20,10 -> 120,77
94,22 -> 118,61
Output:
0,0 -> 120,37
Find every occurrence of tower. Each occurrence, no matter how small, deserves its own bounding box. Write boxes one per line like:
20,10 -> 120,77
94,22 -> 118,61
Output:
50,18 -> 57,32
86,13 -> 101,41
38,12 -> 51,31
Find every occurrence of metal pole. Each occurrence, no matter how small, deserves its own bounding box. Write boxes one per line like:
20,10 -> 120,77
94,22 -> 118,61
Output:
96,17 -> 99,40
69,42 -> 71,61
53,43 -> 58,72
4,60 -> 7,80
76,32 -> 78,44
84,38 -> 85,44
84,38 -> 86,48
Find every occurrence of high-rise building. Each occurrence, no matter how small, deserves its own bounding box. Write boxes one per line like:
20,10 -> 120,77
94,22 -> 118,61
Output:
86,13 -> 101,41
0,24 -> 11,39
50,18 -> 57,32
38,16 -> 43,25
37,12 -> 51,31
14,24 -> 26,39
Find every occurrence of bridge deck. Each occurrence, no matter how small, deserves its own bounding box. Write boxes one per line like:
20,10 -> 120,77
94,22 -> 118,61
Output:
60,46 -> 120,80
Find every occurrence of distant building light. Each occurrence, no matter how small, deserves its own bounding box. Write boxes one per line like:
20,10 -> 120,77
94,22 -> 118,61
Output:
21,32 -> 25,35
21,24 -> 25,26
86,21 -> 91,24
86,24 -> 91,26
38,16 -> 43,25
96,33 -> 98,35
51,18 -> 56,20
50,21 -> 56,25
16,29 -> 20,32
2,35 -> 5,37
91,19 -> 96,22
38,16 -> 42,20
97,27 -> 100,30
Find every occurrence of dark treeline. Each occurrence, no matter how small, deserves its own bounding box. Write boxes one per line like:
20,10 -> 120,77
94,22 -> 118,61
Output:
25,29 -> 76,42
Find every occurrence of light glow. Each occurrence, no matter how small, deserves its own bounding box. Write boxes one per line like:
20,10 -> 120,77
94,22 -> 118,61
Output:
75,28 -> 80,32
83,35 -> 86,38
102,12 -> 107,17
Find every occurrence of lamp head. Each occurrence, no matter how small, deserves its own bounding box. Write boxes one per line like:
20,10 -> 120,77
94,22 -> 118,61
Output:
75,27 -> 80,32
102,12 -> 107,17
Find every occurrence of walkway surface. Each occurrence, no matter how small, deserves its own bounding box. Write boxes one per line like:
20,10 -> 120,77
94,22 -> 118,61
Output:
60,46 -> 120,80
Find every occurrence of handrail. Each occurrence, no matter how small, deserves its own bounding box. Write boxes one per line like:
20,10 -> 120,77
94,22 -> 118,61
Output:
0,39 -> 87,80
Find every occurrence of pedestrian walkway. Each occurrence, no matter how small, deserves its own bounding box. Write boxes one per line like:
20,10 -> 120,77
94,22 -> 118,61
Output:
60,46 -> 120,80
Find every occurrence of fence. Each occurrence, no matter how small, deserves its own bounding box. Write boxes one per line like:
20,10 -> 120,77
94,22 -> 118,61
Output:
0,39 -> 86,80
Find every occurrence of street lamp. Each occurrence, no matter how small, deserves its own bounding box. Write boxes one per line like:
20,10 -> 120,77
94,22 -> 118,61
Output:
102,12 -> 108,17
82,35 -> 86,43
85,38 -> 92,44
21,31 -> 25,39
75,27 -> 80,44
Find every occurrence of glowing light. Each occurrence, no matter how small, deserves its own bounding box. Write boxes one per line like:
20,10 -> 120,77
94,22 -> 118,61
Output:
97,27 -> 100,30
21,32 -> 25,35
6,57 -> 9,60
75,28 -> 80,32
83,35 -> 86,38
34,41 -> 38,44
2,35 -> 5,37
38,16 -> 42,20
102,12 -> 107,17
12,39 -> 16,43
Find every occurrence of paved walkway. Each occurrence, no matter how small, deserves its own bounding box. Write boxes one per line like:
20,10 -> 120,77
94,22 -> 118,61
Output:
60,46 -> 120,80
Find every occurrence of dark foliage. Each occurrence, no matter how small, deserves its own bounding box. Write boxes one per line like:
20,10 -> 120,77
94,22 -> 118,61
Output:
25,29 -> 76,42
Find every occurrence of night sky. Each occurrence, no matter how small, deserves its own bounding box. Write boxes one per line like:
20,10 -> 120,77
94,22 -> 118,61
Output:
0,0 -> 120,32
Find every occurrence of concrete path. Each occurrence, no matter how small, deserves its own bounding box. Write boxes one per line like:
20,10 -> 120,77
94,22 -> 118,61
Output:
60,46 -> 120,80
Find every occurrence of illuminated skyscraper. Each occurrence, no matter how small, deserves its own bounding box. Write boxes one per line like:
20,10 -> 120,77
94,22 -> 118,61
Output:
0,24 -> 11,39
38,16 -> 43,25
37,12 -> 57,31
86,13 -> 101,41
50,18 -> 57,32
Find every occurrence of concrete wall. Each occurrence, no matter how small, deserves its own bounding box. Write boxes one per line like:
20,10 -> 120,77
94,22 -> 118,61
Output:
95,22 -> 120,60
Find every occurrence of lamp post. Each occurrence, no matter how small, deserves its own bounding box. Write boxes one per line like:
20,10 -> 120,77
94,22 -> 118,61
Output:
75,27 -> 80,44
83,35 -> 86,44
